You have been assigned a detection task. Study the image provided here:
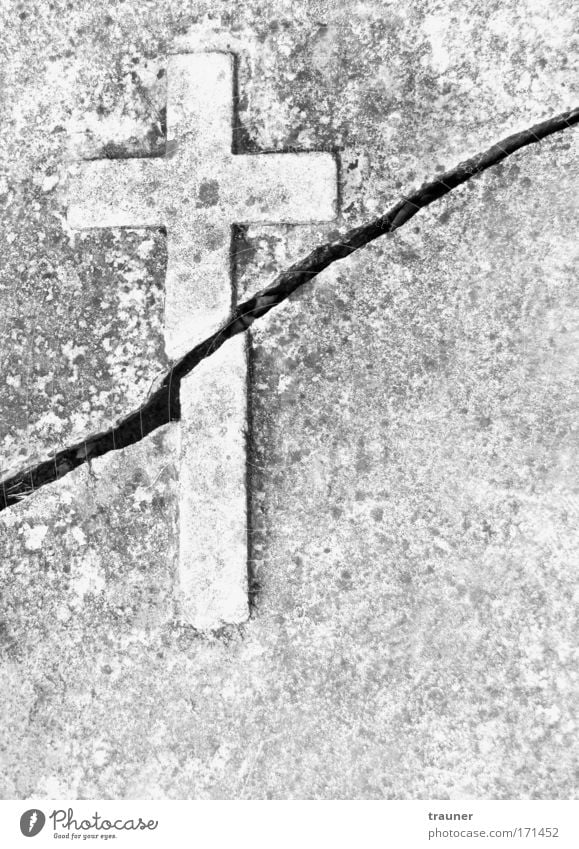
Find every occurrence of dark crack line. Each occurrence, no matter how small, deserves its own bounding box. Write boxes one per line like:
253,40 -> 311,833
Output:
1,107 -> 578,512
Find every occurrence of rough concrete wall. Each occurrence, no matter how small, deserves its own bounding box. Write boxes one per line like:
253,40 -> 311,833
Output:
0,1 -> 577,798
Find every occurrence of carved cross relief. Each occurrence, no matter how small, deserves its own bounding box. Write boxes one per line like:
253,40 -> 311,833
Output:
68,51 -> 338,629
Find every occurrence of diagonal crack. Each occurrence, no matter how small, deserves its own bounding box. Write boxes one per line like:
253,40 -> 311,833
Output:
1,107 -> 578,512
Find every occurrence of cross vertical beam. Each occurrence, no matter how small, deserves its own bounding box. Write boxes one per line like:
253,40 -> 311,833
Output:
179,335 -> 249,629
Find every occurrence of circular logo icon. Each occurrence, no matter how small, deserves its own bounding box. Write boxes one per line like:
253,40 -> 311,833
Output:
19,810 -> 45,837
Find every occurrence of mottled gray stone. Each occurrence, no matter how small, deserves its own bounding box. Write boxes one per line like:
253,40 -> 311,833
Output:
0,0 -> 577,800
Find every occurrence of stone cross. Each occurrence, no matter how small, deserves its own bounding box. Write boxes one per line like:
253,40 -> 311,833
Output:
68,52 -> 337,629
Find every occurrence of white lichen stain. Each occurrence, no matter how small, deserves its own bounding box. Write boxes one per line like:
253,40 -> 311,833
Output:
137,238 -> 155,259
422,13 -> 452,73
70,527 -> 87,546
24,524 -> 49,550
70,551 -> 106,603
133,485 -> 154,506
36,410 -> 67,434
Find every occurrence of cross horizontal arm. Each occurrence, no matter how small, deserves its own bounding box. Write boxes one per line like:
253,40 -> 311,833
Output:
227,152 -> 337,223
68,158 -> 167,229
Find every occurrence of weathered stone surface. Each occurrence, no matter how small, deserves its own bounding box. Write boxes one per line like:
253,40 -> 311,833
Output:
0,0 -> 577,800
